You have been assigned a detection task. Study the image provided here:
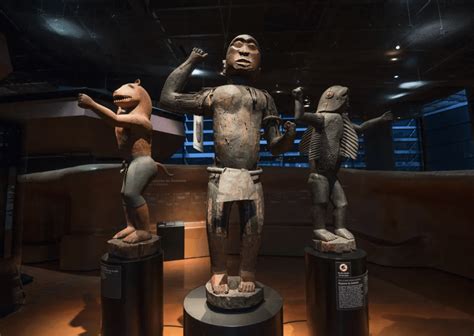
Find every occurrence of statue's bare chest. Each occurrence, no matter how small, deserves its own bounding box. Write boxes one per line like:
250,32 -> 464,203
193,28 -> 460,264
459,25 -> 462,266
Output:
212,85 -> 266,122
322,114 -> 344,140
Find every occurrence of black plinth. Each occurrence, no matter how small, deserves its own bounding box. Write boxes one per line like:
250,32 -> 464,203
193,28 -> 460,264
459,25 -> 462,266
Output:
183,285 -> 283,336
157,221 -> 184,261
305,247 -> 368,336
100,251 -> 163,336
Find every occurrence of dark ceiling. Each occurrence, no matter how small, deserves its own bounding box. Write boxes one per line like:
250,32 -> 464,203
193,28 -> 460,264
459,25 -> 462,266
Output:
1,0 -> 474,118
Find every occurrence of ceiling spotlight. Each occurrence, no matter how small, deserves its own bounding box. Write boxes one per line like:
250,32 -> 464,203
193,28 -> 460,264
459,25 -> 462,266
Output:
399,81 -> 428,89
44,17 -> 86,39
390,57 -> 399,62
388,92 -> 408,100
394,75 -> 400,79
395,45 -> 401,50
191,69 -> 204,76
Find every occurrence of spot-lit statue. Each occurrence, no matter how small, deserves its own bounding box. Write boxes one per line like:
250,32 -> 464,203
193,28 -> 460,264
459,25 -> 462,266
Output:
78,80 -> 171,244
160,35 -> 296,293
293,86 -> 393,252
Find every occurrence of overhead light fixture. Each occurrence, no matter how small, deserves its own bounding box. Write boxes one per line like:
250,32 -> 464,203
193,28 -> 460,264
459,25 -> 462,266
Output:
390,57 -> 399,62
387,92 -> 408,100
406,16 -> 469,46
43,17 -> 87,39
394,75 -> 400,79
191,69 -> 205,76
395,45 -> 401,50
399,81 -> 428,89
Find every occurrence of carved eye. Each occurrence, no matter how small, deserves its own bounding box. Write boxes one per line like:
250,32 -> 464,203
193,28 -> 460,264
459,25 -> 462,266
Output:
248,43 -> 258,51
326,91 -> 334,99
233,40 -> 244,48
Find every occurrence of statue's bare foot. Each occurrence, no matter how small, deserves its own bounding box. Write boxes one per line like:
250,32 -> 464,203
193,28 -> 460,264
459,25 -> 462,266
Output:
238,280 -> 256,293
239,271 -> 256,293
314,229 -> 338,241
122,230 -> 152,244
113,226 -> 136,239
211,273 -> 229,294
334,228 -> 355,240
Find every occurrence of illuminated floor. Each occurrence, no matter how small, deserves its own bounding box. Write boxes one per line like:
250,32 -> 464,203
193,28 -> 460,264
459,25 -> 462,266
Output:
0,256 -> 473,336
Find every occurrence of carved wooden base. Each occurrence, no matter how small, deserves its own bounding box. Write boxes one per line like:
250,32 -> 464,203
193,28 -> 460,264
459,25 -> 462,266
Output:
313,237 -> 356,253
205,276 -> 264,310
107,234 -> 161,259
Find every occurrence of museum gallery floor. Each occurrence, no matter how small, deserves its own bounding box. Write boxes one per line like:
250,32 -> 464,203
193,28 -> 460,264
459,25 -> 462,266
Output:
1,255 -> 473,336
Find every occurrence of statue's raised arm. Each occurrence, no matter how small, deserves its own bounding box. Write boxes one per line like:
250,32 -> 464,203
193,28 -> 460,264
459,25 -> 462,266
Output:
159,48 -> 213,116
292,87 -> 324,127
352,110 -> 393,134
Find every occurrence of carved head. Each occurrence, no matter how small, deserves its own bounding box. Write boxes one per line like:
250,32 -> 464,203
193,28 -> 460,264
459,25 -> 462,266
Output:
113,79 -> 152,114
316,85 -> 349,113
222,34 -> 261,79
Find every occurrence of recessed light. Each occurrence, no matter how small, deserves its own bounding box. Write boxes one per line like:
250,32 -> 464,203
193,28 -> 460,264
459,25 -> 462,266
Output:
399,81 -> 428,89
390,57 -> 398,61
191,69 -> 204,76
395,45 -> 401,50
394,75 -> 399,79
388,92 -> 408,100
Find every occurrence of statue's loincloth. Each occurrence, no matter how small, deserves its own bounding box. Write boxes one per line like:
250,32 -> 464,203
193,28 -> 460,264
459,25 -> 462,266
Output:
207,167 -> 262,203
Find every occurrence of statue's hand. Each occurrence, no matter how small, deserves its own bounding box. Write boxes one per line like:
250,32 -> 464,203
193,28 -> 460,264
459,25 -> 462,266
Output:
292,87 -> 304,101
381,111 -> 394,122
78,93 -> 94,109
283,121 -> 296,134
188,47 -> 208,64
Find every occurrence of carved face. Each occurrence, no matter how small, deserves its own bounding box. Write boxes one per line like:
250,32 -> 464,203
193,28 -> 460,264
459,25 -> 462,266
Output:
113,79 -> 144,109
224,34 -> 261,77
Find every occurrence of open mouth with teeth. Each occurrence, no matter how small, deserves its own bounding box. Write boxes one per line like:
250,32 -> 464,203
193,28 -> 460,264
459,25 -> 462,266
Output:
113,95 -> 132,103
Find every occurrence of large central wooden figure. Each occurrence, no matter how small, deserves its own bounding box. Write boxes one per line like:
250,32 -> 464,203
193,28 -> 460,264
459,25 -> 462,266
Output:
160,35 -> 296,294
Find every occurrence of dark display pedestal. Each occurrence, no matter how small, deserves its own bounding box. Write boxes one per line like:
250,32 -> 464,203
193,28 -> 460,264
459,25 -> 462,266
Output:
100,251 -> 163,336
183,285 -> 283,336
156,221 -> 184,261
305,247 -> 368,336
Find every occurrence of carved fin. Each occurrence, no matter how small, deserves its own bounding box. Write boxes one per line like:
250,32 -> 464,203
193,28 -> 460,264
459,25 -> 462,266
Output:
299,127 -> 321,161
340,115 -> 359,160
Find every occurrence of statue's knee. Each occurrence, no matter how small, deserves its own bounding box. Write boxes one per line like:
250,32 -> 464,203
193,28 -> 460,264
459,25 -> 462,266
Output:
243,219 -> 262,235
334,201 -> 348,210
121,192 -> 145,208
308,174 -> 329,203
208,225 -> 227,237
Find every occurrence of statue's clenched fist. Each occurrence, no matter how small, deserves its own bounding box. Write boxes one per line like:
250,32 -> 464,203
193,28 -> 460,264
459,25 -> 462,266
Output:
283,121 -> 296,134
188,47 -> 208,63
381,111 -> 394,122
292,87 -> 304,101
77,93 -> 94,109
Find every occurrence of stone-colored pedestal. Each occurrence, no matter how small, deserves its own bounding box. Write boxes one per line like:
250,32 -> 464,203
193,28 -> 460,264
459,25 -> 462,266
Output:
313,237 -> 356,253
107,235 -> 161,259
205,276 -> 264,310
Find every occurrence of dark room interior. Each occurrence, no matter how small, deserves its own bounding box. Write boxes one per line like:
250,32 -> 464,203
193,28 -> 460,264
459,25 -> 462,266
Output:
0,1 -> 473,335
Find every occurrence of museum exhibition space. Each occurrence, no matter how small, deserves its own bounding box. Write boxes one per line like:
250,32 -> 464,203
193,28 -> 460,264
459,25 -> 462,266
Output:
0,1 -> 473,335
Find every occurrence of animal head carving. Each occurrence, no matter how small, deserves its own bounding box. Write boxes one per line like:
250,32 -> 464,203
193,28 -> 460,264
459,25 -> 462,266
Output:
316,85 -> 349,114
113,79 -> 152,115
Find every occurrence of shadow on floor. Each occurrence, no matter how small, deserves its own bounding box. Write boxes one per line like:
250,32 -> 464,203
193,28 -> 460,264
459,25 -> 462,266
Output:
69,293 -> 101,336
378,314 -> 474,336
